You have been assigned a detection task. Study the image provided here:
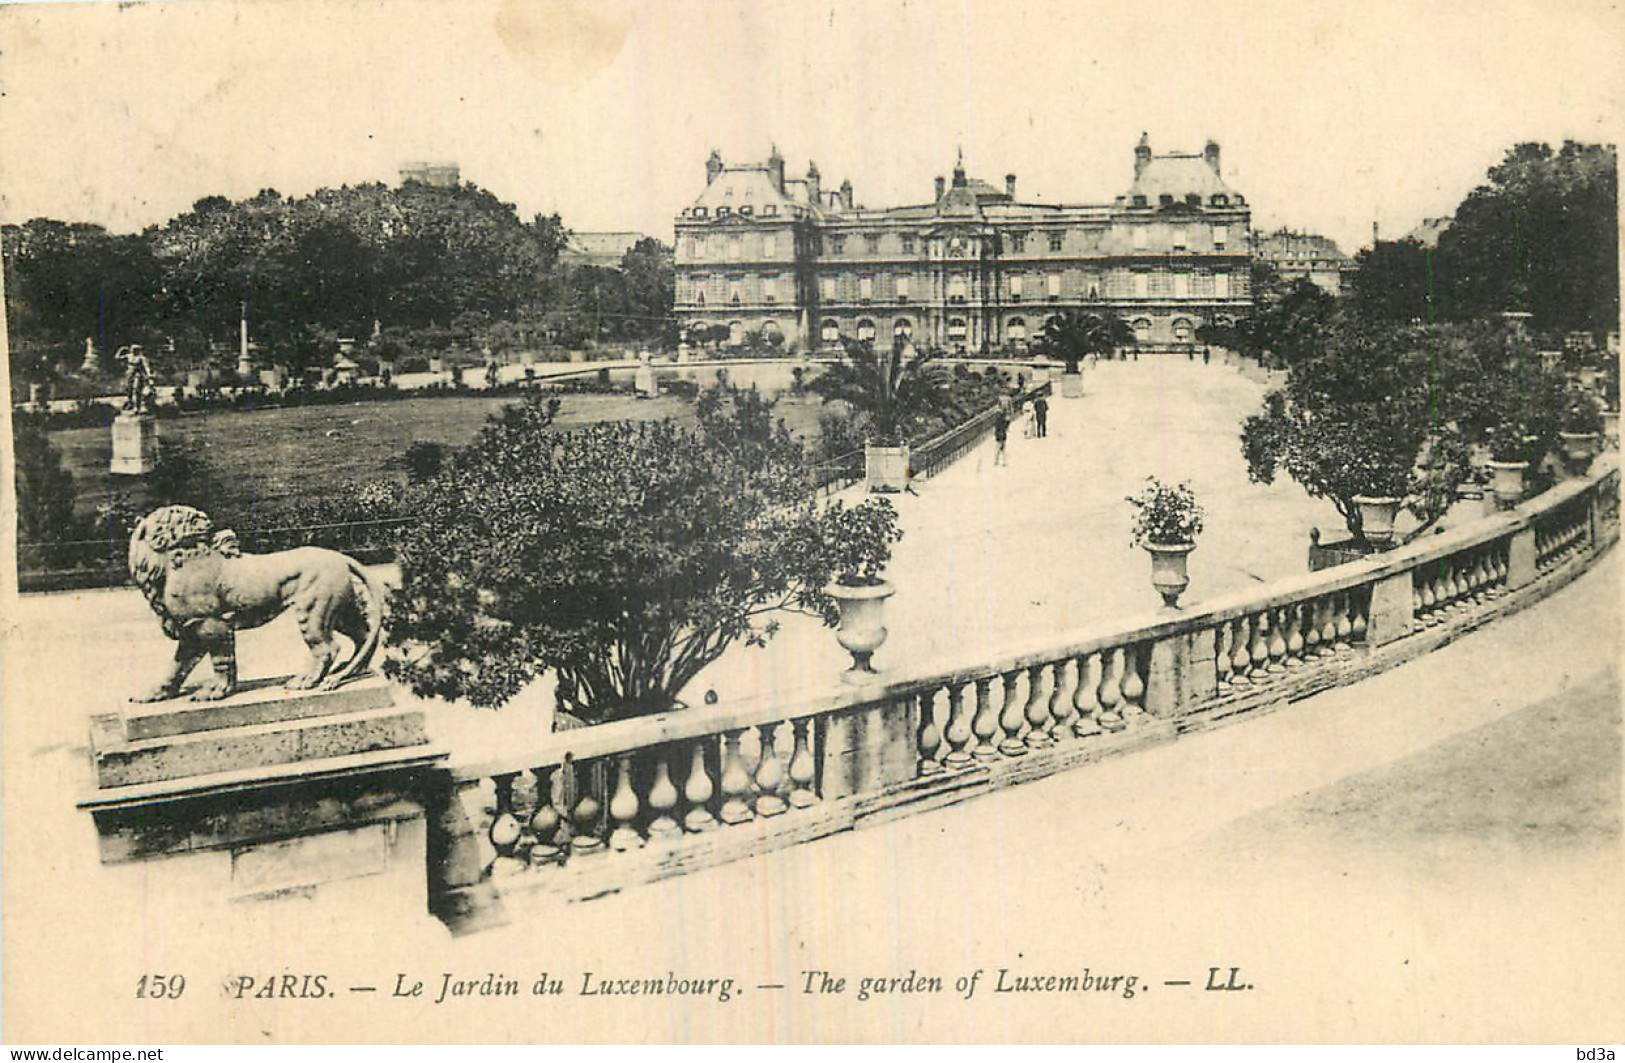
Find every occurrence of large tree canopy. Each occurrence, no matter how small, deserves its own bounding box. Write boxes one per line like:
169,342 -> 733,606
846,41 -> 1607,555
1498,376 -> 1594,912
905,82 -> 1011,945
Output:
385,389 -> 900,721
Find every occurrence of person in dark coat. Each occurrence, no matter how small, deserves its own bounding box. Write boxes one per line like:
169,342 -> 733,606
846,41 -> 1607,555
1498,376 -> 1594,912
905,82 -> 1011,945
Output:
1033,394 -> 1049,438
993,408 -> 1010,466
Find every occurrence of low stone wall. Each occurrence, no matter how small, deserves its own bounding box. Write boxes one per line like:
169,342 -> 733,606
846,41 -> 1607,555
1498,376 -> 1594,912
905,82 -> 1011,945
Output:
432,461 -> 1618,928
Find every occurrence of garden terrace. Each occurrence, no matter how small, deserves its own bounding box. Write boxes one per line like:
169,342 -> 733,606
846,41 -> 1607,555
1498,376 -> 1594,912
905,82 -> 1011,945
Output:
433,456 -> 1617,925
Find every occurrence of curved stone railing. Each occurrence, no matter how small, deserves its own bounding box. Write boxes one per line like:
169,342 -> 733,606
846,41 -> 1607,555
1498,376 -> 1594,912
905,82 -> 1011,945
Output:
431,460 -> 1618,925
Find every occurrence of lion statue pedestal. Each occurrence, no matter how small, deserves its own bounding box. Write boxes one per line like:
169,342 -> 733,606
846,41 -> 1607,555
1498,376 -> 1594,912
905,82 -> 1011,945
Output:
80,507 -> 445,913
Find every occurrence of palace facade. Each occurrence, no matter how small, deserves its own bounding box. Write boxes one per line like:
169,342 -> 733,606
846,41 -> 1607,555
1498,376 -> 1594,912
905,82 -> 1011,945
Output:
672,135 -> 1253,354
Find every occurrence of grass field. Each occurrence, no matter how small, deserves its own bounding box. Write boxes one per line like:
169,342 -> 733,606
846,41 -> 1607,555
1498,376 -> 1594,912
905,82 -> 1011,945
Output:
48,387 -> 837,527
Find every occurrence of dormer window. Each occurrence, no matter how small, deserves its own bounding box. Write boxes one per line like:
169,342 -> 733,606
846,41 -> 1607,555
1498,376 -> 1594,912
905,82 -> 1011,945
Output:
740,206 -> 753,216
1185,194 -> 1201,207
1210,194 -> 1228,206
693,207 -> 708,218
763,205 -> 778,216
1159,194 -> 1174,207
1132,195 -> 1148,208
718,206 -> 731,216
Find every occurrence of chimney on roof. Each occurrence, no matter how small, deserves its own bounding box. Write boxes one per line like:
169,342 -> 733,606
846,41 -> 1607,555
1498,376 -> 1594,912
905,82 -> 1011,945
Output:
934,175 -> 946,200
1134,132 -> 1152,178
839,179 -> 853,210
807,161 -> 821,205
767,144 -> 785,193
706,149 -> 723,186
1203,139 -> 1221,176
1005,174 -> 1017,197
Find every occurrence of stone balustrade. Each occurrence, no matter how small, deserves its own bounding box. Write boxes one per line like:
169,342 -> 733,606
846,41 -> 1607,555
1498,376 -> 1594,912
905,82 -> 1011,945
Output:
433,461 -> 1619,927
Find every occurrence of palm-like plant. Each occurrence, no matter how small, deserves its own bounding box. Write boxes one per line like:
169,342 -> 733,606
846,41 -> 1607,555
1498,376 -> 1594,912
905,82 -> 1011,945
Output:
808,336 -> 954,446
1036,311 -> 1132,372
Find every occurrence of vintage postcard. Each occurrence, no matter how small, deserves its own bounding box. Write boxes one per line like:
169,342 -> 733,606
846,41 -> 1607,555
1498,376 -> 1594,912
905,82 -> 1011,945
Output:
2,0 -> 1622,1046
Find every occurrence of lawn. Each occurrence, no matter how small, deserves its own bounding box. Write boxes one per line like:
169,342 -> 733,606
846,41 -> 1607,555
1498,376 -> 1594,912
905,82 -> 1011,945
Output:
47,387 -> 838,529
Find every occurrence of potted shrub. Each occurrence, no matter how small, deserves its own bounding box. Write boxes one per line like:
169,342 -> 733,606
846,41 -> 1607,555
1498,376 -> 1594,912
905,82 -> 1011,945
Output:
809,338 -> 950,494
817,499 -> 905,683
1558,388 -> 1603,474
1347,453 -> 1413,548
1127,478 -> 1204,608
1036,311 -> 1131,400
1486,422 -> 1532,506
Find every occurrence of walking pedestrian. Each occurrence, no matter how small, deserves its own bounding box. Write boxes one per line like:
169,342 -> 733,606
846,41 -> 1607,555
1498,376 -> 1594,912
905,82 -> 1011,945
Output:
1203,346 -> 1211,365
1033,394 -> 1049,438
993,408 -> 1010,466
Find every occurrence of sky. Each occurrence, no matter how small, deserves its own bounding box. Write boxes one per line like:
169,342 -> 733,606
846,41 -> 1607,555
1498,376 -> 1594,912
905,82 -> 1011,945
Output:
0,0 -> 1620,256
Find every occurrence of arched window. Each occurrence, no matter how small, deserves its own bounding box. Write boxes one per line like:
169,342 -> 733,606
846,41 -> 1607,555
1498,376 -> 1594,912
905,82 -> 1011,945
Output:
893,318 -> 914,339
821,319 -> 841,344
728,321 -> 744,346
761,319 -> 784,344
856,319 -> 876,343
1008,317 -> 1027,343
947,317 -> 968,341
1132,318 -> 1153,344
1172,318 -> 1193,344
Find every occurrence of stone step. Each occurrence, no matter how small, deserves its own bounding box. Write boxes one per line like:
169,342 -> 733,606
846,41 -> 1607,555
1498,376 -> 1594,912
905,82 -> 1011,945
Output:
90,701 -> 428,789
120,674 -> 394,741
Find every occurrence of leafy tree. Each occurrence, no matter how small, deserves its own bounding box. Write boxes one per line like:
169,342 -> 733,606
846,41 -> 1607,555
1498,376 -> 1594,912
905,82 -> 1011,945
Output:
619,237 -> 675,346
1351,238 -> 1440,323
385,391 -> 902,720
808,337 -> 955,446
1437,141 -> 1618,333
13,419 -> 79,547
1034,311 -> 1131,371
1240,313 -> 1472,543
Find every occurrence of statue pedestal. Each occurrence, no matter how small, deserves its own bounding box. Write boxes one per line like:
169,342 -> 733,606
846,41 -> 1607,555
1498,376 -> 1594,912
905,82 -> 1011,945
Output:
109,412 -> 157,476
79,675 -> 443,911
634,363 -> 657,398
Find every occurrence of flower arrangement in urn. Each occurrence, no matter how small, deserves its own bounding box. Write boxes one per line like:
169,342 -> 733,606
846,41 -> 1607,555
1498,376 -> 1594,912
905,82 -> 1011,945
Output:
1127,478 -> 1204,608
1485,420 -> 1536,506
816,498 -> 906,682
1559,387 -> 1604,474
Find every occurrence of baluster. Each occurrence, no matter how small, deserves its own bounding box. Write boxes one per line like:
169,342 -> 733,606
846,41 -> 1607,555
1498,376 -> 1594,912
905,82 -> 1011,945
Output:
1492,545 -> 1509,595
1334,592 -> 1354,651
1417,571 -> 1434,622
1284,602 -> 1306,667
718,728 -> 755,825
1319,594 -> 1340,648
1024,665 -> 1053,749
943,682 -> 974,768
1429,568 -> 1449,623
1471,552 -> 1489,603
1447,560 -> 1467,612
682,741 -> 717,832
971,677 -> 1000,761
645,749 -> 682,838
1215,623 -> 1233,688
1072,654 -> 1102,738
1349,591 -> 1368,642
1229,615 -> 1253,684
1120,645 -> 1146,718
998,670 -> 1027,755
1049,658 -> 1075,741
1266,608 -> 1288,673
608,753 -> 644,851
752,723 -> 788,817
569,758 -> 605,855
787,718 -> 817,808
1248,611 -> 1270,680
916,688 -> 944,775
488,772 -> 522,856
528,765 -> 564,864
1097,648 -> 1125,732
1305,598 -> 1326,655
1410,579 -> 1424,630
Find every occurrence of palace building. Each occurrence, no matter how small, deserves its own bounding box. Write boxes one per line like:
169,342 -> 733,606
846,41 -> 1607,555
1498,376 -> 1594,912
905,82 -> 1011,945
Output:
672,135 -> 1253,354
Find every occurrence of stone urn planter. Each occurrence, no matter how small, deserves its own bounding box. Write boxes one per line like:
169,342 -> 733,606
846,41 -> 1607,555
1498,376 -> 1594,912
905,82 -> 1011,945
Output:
1144,542 -> 1196,608
1488,460 -> 1529,507
865,444 -> 911,493
1559,431 -> 1598,474
1060,370 -> 1084,398
1352,495 -> 1403,547
825,581 -> 895,683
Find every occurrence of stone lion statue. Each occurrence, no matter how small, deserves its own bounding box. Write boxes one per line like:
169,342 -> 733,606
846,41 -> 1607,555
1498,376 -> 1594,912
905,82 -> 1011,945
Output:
128,505 -> 384,702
